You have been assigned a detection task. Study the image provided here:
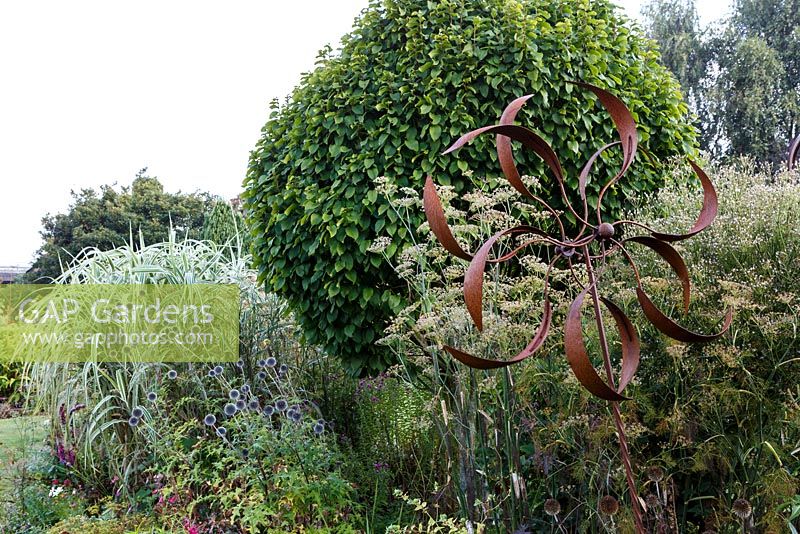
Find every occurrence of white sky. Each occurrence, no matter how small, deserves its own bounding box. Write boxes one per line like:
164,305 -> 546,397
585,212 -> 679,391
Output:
0,0 -> 730,266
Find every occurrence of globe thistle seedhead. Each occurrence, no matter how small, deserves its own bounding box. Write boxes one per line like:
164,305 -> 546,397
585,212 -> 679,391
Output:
128,416 -> 140,427
228,389 -> 240,400
732,498 -> 752,520
646,465 -> 665,483
131,407 -> 144,418
235,360 -> 244,369
279,363 -> 288,373
257,359 -> 267,368
146,392 -> 157,402
208,369 -> 217,378
291,410 -> 302,422
241,384 -> 250,394
599,496 -> 619,516
313,423 -> 324,435
235,399 -> 246,411
216,427 -> 227,437
214,365 -> 223,375
257,371 -> 267,380
544,498 -> 561,517
204,414 -> 217,426
263,405 -> 275,416
167,370 -> 178,380
223,403 -> 237,416
275,399 -> 287,412
248,399 -> 260,410
266,357 -> 277,368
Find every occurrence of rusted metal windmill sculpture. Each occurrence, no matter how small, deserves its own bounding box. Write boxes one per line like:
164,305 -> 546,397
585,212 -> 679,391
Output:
422,81 -> 732,533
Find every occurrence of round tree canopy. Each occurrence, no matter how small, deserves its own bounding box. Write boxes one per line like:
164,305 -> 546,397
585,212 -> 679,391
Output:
244,0 -> 696,374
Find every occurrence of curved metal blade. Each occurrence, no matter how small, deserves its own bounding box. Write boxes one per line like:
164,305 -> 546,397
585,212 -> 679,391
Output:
423,176 -> 473,261
443,295 -> 552,369
564,287 -> 629,402
571,81 -> 638,173
465,225 -> 549,331
579,141 -> 621,202
497,94 -> 535,190
625,236 -> 691,314
443,124 -> 565,193
600,297 -> 640,393
650,160 -> 718,242
636,286 -> 732,342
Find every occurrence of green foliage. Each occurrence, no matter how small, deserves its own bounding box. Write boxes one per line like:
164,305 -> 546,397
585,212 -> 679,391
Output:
642,0 -> 800,165
244,0 -> 697,373
201,199 -> 251,254
0,362 -> 22,403
47,514 -> 160,534
26,169 -> 213,282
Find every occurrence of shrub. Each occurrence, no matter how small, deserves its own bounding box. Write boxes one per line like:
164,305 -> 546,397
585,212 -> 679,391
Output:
201,199 -> 251,254
244,0 -> 697,373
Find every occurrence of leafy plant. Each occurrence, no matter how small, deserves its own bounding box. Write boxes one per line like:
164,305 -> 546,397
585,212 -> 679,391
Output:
201,199 -> 251,254
244,0 -> 697,373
